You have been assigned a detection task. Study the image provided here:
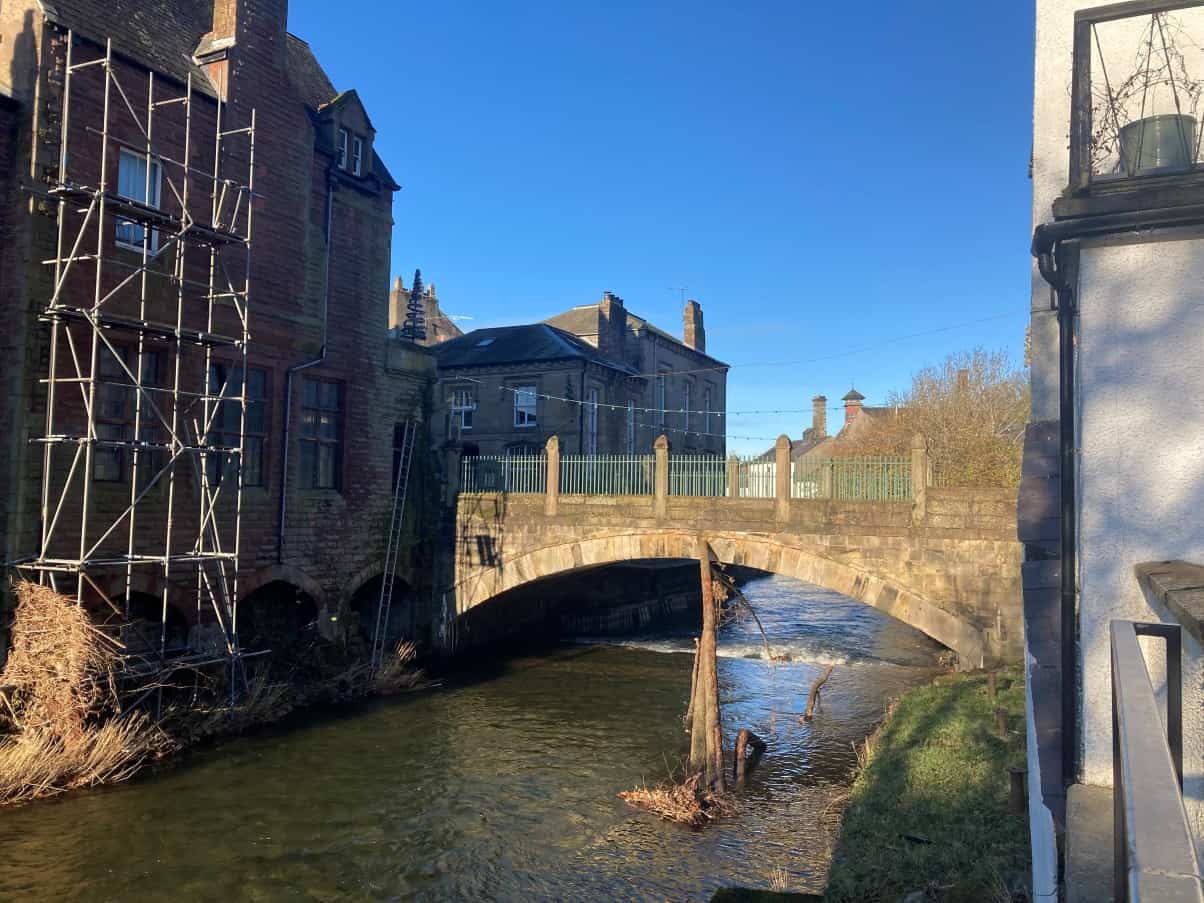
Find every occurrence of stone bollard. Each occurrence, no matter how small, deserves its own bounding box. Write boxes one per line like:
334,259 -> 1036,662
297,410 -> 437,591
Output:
654,434 -> 670,520
911,433 -> 928,526
774,434 -> 791,522
727,455 -> 740,499
545,435 -> 560,516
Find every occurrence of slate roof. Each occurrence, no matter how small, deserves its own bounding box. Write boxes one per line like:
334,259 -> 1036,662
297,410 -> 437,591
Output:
284,34 -> 337,109
543,304 -> 729,368
38,2 -> 343,114
432,324 -> 638,374
40,0 -> 213,89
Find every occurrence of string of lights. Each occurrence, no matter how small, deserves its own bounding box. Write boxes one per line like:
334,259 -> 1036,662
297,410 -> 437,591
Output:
453,373 -> 896,420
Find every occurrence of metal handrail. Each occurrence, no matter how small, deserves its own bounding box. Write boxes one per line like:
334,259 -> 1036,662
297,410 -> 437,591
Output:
1110,620 -> 1203,902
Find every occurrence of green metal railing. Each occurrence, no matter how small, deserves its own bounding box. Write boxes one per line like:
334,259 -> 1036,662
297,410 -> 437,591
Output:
791,457 -> 911,501
669,455 -> 727,496
460,455 -> 547,493
736,458 -> 776,498
560,454 -> 654,495
457,453 -> 913,501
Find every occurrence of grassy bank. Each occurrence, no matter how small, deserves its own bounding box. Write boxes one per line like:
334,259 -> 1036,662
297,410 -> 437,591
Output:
822,666 -> 1028,903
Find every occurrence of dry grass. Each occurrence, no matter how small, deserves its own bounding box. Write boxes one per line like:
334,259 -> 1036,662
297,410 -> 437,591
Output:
0,714 -> 174,805
619,772 -> 734,827
2,582 -> 122,741
0,582 -> 434,806
768,864 -> 790,892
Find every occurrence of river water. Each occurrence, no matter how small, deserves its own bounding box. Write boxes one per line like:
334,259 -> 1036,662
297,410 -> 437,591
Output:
0,574 -> 944,902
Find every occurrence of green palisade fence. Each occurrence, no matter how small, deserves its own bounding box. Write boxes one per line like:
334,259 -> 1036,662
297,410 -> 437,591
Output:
560,454 -> 654,495
737,459 -> 776,498
668,455 -> 727,496
790,457 -> 911,501
461,455 -> 547,493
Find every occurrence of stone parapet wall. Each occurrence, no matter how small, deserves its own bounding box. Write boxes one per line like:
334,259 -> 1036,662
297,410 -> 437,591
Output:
451,490 -> 1023,666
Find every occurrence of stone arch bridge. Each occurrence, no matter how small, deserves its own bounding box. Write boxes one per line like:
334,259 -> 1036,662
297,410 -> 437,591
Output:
450,483 -> 1022,668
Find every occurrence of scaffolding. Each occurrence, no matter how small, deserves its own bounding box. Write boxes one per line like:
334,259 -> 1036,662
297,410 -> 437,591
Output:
18,32 -> 259,693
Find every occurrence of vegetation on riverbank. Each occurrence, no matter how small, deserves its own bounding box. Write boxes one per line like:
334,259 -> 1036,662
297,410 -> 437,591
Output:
822,666 -> 1028,903
0,581 -> 430,805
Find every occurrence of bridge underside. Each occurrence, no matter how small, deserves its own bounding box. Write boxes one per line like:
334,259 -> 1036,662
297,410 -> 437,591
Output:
454,527 -> 1009,668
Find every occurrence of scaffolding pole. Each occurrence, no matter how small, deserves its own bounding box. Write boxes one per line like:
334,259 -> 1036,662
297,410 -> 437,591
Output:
18,29 -> 258,698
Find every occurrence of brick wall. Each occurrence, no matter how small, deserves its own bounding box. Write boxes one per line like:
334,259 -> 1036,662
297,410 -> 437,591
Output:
0,6 -> 438,643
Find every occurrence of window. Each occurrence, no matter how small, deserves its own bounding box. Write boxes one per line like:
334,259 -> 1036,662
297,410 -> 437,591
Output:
513,385 -> 537,428
683,382 -> 692,434
205,363 -> 268,488
352,136 -> 364,176
703,386 -> 713,435
116,149 -> 161,251
586,387 -> 599,455
93,345 -> 167,484
626,400 -> 636,453
655,373 -> 667,427
300,378 -> 343,489
93,346 -> 129,482
337,129 -> 349,170
451,387 -> 475,431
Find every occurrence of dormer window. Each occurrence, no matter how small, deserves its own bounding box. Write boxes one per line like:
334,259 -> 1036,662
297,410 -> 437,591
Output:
352,136 -> 364,176
337,128 -> 349,170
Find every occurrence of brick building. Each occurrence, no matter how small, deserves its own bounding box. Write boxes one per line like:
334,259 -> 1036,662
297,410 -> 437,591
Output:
432,292 -> 728,457
0,0 -> 433,658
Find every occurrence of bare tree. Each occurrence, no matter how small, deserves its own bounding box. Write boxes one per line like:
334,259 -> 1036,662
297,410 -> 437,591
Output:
841,348 -> 1030,488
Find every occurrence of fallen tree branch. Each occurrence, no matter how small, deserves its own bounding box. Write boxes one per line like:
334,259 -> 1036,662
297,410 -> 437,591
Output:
802,664 -> 835,723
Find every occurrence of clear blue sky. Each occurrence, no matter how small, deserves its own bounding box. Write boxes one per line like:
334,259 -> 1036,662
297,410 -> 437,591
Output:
288,1 -> 1036,454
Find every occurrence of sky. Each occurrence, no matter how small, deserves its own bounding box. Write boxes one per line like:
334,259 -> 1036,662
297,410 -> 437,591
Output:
288,1 -> 1037,455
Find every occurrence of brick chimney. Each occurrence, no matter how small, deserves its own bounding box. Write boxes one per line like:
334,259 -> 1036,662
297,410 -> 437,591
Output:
683,299 -> 705,352
598,291 -> 627,362
196,0 -> 289,100
811,395 -> 827,439
842,388 -> 865,426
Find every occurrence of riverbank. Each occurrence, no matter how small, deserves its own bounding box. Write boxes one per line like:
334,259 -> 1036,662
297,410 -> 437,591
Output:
822,665 -> 1028,902
714,666 -> 1028,902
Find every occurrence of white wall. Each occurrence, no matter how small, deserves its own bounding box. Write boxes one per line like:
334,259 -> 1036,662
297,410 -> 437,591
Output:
1033,0 -> 1204,854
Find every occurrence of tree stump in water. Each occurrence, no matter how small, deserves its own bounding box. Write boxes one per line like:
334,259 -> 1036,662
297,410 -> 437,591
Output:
688,540 -> 724,793
732,728 -> 767,786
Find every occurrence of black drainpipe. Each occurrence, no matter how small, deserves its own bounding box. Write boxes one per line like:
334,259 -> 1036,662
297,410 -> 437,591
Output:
277,167 -> 336,562
1032,201 -> 1204,785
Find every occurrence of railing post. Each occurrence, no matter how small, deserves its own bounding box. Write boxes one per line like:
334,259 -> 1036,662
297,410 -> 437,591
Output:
727,455 -> 739,499
654,434 -> 670,520
774,434 -> 791,522
545,435 -> 560,516
911,433 -> 928,526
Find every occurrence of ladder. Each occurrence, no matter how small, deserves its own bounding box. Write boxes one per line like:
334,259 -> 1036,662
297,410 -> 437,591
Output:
371,419 -> 418,672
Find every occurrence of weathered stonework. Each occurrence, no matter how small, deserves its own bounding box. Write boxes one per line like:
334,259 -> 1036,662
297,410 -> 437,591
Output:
450,487 -> 1022,668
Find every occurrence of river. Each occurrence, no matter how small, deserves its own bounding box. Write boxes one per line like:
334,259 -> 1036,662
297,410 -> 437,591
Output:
0,573 -> 944,902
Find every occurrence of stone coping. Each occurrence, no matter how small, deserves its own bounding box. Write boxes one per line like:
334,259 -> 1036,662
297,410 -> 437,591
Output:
1135,560 -> 1204,646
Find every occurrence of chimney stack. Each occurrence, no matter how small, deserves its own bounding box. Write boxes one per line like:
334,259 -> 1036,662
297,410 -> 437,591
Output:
197,0 -> 289,100
388,276 -> 406,331
842,388 -> 865,426
811,395 -> 827,439
598,291 -> 627,362
683,299 -> 705,352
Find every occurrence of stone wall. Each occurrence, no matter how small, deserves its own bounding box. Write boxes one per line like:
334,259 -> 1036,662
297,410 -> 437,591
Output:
449,487 -> 1022,667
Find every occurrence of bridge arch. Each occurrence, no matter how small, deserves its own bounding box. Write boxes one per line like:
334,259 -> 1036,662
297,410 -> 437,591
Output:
453,530 -> 987,667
